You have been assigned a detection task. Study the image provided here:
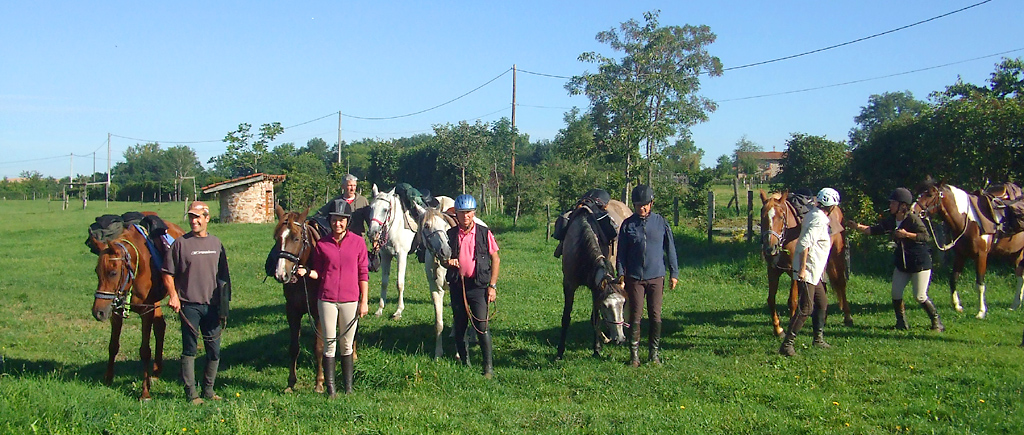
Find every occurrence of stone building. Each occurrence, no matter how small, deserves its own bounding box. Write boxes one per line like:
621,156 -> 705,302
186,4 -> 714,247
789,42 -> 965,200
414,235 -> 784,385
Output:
201,173 -> 285,223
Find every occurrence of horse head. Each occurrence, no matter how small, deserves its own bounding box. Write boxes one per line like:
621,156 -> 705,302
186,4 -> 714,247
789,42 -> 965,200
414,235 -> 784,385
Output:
596,269 -> 627,345
416,205 -> 455,264
759,190 -> 791,265
367,184 -> 400,245
914,178 -> 946,217
272,205 -> 311,284
91,234 -> 142,322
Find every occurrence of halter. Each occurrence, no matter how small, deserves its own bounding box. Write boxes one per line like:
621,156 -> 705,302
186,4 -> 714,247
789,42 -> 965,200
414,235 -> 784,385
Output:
368,194 -> 397,250
918,187 -> 970,251
95,238 -> 140,318
277,219 -> 312,277
762,200 -> 791,265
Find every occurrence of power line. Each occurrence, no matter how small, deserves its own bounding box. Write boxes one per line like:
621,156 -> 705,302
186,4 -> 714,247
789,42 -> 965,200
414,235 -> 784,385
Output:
718,47 -> 1024,102
724,0 -> 994,71
344,68 -> 512,120
109,134 -> 222,144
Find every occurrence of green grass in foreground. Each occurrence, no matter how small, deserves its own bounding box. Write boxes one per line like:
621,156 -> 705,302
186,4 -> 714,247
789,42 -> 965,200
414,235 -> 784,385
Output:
1,199 -> 1022,434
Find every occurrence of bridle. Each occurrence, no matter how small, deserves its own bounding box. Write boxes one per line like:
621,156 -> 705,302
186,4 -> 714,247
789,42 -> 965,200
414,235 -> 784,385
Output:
918,187 -> 970,251
368,194 -> 397,250
277,218 -> 312,278
95,238 -> 141,318
762,200 -> 791,265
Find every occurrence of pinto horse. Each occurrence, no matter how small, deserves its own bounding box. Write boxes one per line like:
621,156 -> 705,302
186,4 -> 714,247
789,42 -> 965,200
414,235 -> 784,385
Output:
914,181 -> 1024,318
90,216 -> 184,400
271,205 -> 325,393
367,184 -> 417,319
759,191 -> 853,336
410,197 -> 458,359
555,199 -> 629,360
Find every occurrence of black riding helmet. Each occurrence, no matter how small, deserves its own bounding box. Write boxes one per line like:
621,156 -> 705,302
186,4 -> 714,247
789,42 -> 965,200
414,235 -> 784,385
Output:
889,187 -> 914,205
328,199 -> 353,218
631,184 -> 654,205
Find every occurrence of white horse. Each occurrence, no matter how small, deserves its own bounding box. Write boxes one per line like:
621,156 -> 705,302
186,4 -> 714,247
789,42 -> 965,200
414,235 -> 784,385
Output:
367,185 -> 417,319
410,197 -> 456,359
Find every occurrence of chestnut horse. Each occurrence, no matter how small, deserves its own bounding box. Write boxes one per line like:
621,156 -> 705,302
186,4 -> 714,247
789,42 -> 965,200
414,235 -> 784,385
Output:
271,205 -> 325,393
759,191 -> 853,336
90,216 -> 184,400
914,181 -> 1024,318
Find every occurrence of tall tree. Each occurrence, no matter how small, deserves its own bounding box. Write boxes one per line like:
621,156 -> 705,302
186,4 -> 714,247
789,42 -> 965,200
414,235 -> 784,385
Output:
776,133 -> 849,193
567,10 -> 722,197
848,91 -> 929,149
434,120 -> 489,193
732,135 -> 763,177
218,122 -> 284,177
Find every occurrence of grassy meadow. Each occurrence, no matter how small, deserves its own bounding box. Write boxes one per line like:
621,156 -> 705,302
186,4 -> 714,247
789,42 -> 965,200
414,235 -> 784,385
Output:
1,198 -> 1022,434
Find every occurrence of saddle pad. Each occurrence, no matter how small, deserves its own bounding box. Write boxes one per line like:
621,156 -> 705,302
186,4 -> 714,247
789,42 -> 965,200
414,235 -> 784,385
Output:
968,194 -> 998,235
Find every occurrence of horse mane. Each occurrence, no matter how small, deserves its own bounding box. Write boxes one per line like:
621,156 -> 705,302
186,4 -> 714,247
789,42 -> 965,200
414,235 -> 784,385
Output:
420,207 -> 455,229
564,208 -> 611,288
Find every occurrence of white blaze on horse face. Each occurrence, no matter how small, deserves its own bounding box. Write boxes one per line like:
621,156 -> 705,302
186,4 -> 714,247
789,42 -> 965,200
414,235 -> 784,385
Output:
601,292 -> 627,344
275,227 -> 291,281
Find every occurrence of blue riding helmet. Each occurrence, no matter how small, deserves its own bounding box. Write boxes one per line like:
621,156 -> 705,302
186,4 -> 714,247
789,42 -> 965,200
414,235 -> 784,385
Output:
454,194 -> 477,211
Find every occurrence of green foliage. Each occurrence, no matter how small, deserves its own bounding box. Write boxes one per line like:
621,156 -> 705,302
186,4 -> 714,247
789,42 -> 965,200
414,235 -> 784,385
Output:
367,140 -> 400,188
0,171 -> 62,199
848,91 -> 929,150
434,120 -> 489,194
733,135 -> 763,177
776,133 -> 849,193
216,122 -> 284,177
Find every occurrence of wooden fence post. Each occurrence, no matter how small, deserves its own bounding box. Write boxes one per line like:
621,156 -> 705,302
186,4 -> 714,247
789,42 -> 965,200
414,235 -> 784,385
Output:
673,197 -> 679,227
545,204 -> 551,241
707,191 -> 715,245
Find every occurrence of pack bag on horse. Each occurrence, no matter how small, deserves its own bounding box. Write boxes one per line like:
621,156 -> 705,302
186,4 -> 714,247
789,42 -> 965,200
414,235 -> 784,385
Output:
914,178 -> 1024,318
267,204 -> 326,393
554,189 -> 630,361
86,211 -> 185,400
759,188 -> 853,336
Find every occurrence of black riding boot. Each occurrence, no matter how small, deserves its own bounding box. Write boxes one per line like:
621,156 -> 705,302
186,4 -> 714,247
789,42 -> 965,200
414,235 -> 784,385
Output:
181,356 -> 201,404
455,339 -> 470,366
628,323 -> 641,367
479,332 -> 494,378
812,330 -> 831,348
323,355 -> 337,399
647,320 -> 662,364
893,299 -> 909,330
341,354 -> 354,394
201,358 -> 221,400
779,333 -> 797,357
921,300 -> 945,332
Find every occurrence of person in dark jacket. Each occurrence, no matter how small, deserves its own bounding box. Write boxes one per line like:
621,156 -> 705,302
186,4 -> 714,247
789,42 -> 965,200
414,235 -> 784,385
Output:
850,187 -> 944,332
444,194 -> 500,378
616,185 -> 678,366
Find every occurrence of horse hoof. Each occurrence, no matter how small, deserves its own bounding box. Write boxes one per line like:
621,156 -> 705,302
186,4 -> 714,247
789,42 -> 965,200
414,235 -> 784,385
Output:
314,385 -> 324,394
976,311 -> 987,319
283,387 -> 295,394
955,307 -> 964,313
844,318 -> 854,327
772,328 -> 784,337
391,313 -> 402,320
374,309 -> 383,317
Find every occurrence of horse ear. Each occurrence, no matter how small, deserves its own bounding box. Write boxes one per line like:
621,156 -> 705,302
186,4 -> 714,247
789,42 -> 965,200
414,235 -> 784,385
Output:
300,207 -> 310,220
371,184 -> 379,197
759,189 -> 768,204
275,204 -> 285,221
412,202 -> 426,217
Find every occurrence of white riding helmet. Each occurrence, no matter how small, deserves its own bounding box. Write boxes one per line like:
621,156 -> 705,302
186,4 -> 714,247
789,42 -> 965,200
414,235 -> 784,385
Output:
816,188 -> 841,207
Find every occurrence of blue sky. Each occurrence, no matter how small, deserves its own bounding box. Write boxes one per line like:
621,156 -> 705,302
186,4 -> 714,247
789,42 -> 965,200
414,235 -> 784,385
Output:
2,0 -> 1020,179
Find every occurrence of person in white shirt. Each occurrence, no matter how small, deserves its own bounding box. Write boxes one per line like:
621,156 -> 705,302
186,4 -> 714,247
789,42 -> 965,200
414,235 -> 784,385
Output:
779,188 -> 840,357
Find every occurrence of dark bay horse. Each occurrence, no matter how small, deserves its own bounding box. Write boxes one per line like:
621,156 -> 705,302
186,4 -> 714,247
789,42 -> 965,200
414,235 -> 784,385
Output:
271,205 -> 325,393
90,215 -> 184,400
759,191 -> 852,336
915,181 -> 1024,318
555,199 -> 629,360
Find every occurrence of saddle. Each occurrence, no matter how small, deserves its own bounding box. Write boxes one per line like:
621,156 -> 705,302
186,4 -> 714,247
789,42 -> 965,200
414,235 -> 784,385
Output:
85,212 -> 175,267
786,192 -> 844,235
971,182 -> 1024,235
553,191 -> 618,258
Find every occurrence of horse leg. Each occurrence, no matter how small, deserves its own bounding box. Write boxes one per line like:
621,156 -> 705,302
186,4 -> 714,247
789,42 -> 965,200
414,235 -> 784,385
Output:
153,309 -> 165,379
104,314 -> 123,386
284,295 -> 302,393
556,283 -> 575,360
830,259 -> 854,327
307,284 -> 324,393
976,253 -> 988,319
428,261 -> 446,359
950,254 -> 965,313
139,312 -> 153,401
392,251 -> 408,319
1012,253 -> 1024,310
375,253 -> 393,317
767,267 -> 784,336
590,297 -> 603,358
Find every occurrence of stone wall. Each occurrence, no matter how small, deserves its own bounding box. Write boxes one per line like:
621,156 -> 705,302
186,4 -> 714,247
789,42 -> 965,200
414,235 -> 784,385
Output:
217,180 -> 275,223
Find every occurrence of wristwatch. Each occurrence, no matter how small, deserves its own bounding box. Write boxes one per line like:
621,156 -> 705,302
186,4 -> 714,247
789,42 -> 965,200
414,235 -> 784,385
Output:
487,283 -> 497,290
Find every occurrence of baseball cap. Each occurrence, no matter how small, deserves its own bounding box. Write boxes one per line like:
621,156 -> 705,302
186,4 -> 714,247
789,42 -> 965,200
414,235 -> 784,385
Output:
187,201 -> 210,217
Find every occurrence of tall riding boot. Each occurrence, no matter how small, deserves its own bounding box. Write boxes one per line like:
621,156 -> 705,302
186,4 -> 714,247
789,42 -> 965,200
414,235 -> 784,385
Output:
322,355 -> 337,399
181,356 -> 201,404
812,330 -> 831,348
479,332 -> 494,378
647,320 -> 662,364
455,339 -> 470,366
921,300 -> 945,332
628,323 -> 641,367
340,354 -> 354,394
201,358 -> 222,400
892,299 -> 909,330
778,332 -> 797,357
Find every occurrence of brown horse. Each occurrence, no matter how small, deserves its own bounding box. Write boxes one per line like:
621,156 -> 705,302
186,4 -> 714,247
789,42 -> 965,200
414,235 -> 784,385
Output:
90,215 -> 184,400
759,191 -> 853,336
555,199 -> 630,360
271,205 -> 325,393
914,181 -> 1024,318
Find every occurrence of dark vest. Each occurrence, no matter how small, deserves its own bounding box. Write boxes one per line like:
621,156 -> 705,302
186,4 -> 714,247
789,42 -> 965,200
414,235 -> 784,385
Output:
446,224 -> 492,289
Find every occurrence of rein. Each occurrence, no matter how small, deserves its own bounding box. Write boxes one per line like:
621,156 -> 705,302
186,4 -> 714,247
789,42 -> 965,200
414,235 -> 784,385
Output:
95,238 -> 141,318
919,188 -> 971,252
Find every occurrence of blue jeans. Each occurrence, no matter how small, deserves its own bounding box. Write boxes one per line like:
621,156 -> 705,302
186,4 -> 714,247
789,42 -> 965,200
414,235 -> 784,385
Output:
179,302 -> 221,360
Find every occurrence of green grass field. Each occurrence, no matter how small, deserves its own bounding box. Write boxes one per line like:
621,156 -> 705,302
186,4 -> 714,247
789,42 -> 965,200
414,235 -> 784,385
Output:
1,199 -> 1022,434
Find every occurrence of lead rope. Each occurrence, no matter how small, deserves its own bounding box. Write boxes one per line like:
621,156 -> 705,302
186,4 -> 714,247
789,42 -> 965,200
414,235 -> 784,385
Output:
460,272 -> 498,336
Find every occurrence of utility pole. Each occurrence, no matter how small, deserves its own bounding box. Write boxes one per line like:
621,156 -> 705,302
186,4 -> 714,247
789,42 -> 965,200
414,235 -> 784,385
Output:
106,133 -> 111,206
337,111 -> 342,165
511,64 -> 517,177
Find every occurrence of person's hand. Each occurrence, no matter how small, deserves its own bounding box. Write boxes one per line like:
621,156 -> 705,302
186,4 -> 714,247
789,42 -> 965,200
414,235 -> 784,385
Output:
894,229 -> 912,239
487,286 -> 496,303
448,259 -> 460,269
219,316 -> 228,329
296,266 -> 307,277
798,269 -> 808,281
670,277 -> 678,290
358,301 -> 369,318
308,270 -> 318,280
168,293 -> 181,313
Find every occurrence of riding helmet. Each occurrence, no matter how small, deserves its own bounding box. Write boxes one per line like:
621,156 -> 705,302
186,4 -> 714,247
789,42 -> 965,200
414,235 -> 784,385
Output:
454,194 -> 477,211
889,187 -> 914,205
631,184 -> 654,205
816,188 -> 841,207
328,199 -> 353,217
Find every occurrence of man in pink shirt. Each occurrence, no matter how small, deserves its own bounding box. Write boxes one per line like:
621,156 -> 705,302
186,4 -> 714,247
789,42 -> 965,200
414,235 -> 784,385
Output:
444,194 -> 500,378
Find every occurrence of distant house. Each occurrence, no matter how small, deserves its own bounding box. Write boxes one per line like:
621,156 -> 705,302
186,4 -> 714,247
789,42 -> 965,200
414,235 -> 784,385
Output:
736,151 -> 785,182
202,173 -> 286,223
